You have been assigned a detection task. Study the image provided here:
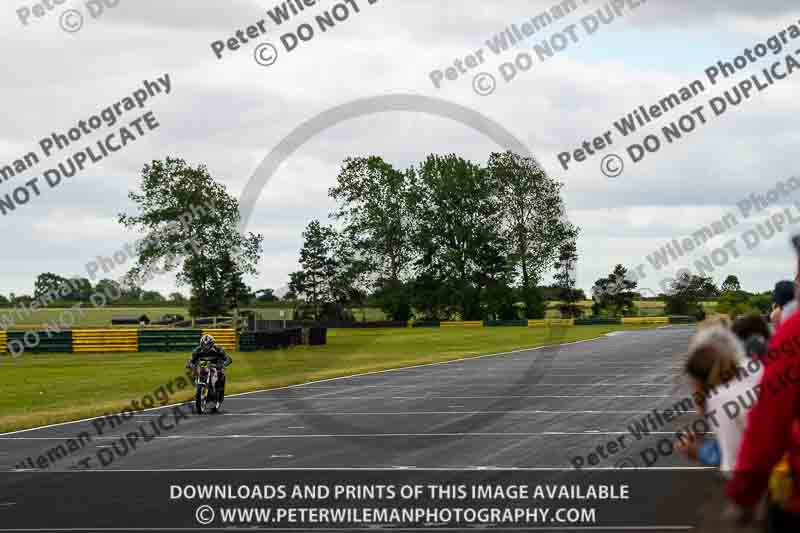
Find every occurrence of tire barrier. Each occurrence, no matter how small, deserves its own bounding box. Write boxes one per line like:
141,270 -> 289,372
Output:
668,315 -> 699,324
411,320 -> 441,328
441,321 -> 483,327
138,329 -> 202,352
6,330 -> 72,353
622,317 -> 670,325
202,328 -> 237,352
238,332 -> 257,352
483,320 -> 528,327
309,327 -> 327,346
528,319 -> 575,327
574,317 -> 623,325
249,319 -> 406,330
0,330 -> 6,353
72,328 -> 139,353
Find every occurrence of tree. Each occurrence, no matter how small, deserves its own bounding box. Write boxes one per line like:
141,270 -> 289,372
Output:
329,157 -> 413,284
118,158 -> 263,317
592,264 -> 637,316
554,240 -> 581,318
141,290 -> 166,303
0,294 -> 9,306
169,292 -> 187,305
34,273 -> 68,301
717,290 -> 754,319
95,279 -> 123,298
282,290 -> 297,301
663,273 -> 716,318
488,151 -> 578,318
288,220 -> 339,320
410,154 -> 502,320
220,251 -> 252,311
66,278 -> 93,301
721,274 -> 742,293
255,289 -> 279,302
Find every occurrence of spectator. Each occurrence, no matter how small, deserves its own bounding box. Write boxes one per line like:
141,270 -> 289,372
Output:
770,280 -> 795,326
731,314 -> 770,360
727,248 -> 800,528
679,325 -> 759,477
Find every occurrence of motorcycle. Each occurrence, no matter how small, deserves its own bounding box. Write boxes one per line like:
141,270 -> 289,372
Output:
193,360 -> 225,414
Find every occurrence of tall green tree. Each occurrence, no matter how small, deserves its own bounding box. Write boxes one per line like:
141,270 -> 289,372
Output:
288,220 -> 339,320
329,157 -> 413,284
410,154 -> 501,320
663,272 -> 716,318
488,151 -> 578,318
721,274 -> 742,293
554,240 -> 581,318
118,157 -> 263,317
34,273 -> 68,301
592,264 -> 638,316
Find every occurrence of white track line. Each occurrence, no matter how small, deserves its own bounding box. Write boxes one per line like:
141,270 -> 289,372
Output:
8,466 -> 713,472
103,409 -> 701,417
225,394 -> 675,400
2,431 -> 690,440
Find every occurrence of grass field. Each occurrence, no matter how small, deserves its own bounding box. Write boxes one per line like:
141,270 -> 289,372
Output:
0,324 -> 663,432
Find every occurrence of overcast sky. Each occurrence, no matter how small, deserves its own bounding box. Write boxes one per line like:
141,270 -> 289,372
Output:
1,0 -> 799,298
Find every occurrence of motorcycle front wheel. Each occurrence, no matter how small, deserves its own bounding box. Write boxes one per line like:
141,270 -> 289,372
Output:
195,385 -> 207,414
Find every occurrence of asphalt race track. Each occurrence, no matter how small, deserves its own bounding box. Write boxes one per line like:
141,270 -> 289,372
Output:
1,326 -> 703,472
1,326 -> 727,531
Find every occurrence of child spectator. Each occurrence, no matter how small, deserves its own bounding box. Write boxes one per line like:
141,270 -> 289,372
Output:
679,325 -> 761,477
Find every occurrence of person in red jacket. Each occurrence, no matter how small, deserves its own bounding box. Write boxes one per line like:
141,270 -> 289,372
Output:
727,279 -> 800,529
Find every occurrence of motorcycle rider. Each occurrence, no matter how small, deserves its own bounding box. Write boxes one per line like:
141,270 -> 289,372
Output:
186,334 -> 233,410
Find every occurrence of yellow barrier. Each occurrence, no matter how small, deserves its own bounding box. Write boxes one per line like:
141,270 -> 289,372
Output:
0,331 -> 6,353
440,321 -> 483,327
203,329 -> 237,352
622,317 -> 669,325
72,329 -> 139,353
528,319 -> 575,327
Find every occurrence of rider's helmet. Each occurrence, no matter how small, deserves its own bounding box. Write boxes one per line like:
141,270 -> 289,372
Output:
200,334 -> 215,350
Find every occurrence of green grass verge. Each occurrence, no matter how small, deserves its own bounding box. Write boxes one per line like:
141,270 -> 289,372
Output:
0,324 -> 666,433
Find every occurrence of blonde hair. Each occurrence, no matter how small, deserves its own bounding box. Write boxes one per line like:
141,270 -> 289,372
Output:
685,325 -> 746,392
697,315 -> 732,330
